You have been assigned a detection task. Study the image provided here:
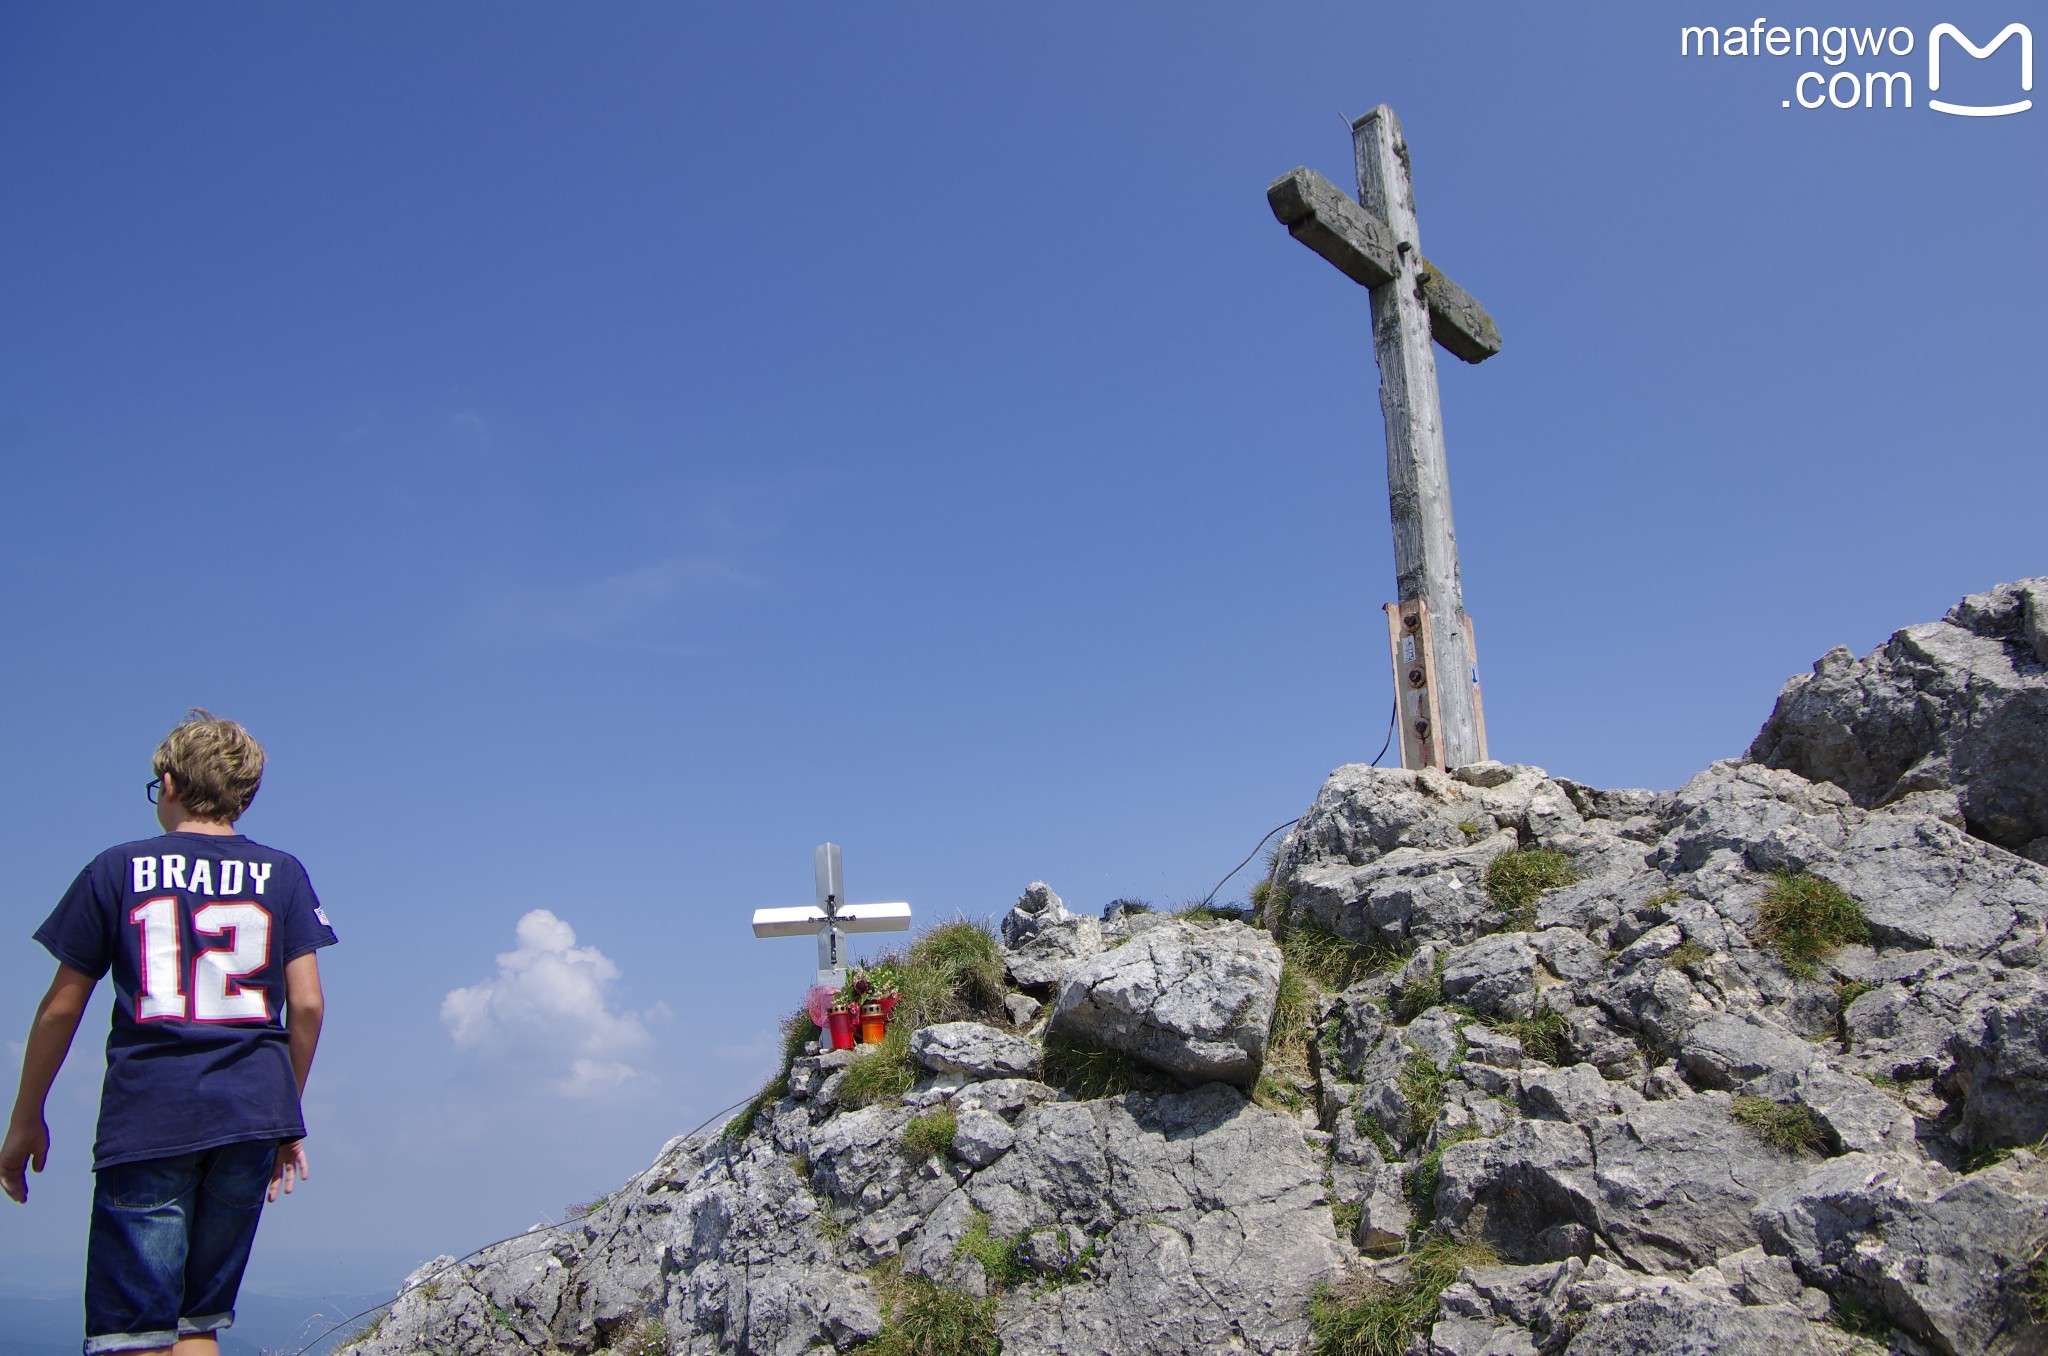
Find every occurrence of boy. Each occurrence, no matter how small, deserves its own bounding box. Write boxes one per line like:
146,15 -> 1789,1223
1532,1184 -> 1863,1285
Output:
2,710 -> 337,1356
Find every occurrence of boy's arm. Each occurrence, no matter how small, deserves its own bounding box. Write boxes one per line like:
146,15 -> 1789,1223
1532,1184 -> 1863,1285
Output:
271,951 -> 325,1202
284,951 -> 324,1095
2,964 -> 98,1204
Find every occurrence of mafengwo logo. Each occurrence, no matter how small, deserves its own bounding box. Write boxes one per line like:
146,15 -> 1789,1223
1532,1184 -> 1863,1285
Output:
1679,19 -> 2032,113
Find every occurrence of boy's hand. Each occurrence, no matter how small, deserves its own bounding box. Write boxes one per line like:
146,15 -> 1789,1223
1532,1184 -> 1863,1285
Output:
269,1139 -> 309,1202
5,965 -> 94,1205
1,1118 -> 50,1204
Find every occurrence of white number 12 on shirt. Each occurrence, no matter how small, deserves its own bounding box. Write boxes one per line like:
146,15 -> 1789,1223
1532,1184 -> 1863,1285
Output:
130,897 -> 273,1022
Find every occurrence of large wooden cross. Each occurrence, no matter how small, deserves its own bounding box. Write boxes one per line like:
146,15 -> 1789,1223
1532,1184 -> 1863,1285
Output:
1268,105 -> 1500,771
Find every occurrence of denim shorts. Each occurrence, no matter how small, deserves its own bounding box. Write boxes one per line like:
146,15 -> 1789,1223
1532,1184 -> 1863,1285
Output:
84,1139 -> 277,1355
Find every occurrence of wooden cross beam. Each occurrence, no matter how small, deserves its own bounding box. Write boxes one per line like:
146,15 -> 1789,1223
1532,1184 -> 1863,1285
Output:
1268,105 -> 1499,771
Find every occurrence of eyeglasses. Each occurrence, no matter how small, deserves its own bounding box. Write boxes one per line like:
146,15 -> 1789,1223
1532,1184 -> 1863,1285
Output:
146,777 -> 163,805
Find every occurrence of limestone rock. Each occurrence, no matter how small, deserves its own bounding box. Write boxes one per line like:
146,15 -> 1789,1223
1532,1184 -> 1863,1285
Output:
1000,881 -> 1111,990
979,1085 -> 1343,1355
1561,1289 -> 1833,1355
1754,1150 -> 2048,1355
951,1107 -> 1016,1167
1002,881 -> 1073,946
1436,1094 -> 1815,1273
910,1022 -> 1041,1081
1750,577 -> 2048,855
1048,920 -> 1281,1086
1442,932 -> 1541,1018
1940,965 -> 2048,1151
950,1077 -> 1058,1120
340,581 -> 2048,1356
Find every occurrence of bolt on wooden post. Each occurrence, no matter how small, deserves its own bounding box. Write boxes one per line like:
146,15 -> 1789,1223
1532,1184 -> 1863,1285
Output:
1269,105 -> 1498,771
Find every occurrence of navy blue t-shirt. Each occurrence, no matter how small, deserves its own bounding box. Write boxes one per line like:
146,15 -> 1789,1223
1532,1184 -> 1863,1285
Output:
33,832 -> 338,1170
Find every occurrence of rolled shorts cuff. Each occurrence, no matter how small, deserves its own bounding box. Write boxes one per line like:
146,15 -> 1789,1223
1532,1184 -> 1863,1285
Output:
85,1331 -> 179,1355
180,1311 -> 235,1334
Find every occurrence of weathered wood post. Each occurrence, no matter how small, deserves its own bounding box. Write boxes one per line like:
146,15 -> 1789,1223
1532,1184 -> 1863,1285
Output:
1269,105 -> 1500,771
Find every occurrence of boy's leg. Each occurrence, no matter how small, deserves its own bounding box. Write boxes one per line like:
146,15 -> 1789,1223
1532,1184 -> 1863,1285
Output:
84,1154 -> 202,1355
176,1141 -> 274,1345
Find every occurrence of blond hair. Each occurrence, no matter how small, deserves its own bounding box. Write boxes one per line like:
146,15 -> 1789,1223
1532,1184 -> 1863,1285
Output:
153,709 -> 265,824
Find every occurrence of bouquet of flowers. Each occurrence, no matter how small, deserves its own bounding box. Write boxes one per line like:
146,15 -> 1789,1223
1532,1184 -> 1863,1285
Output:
849,962 -> 902,1015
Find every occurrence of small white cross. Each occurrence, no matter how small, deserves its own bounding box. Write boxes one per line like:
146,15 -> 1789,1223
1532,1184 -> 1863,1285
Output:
751,843 -> 911,991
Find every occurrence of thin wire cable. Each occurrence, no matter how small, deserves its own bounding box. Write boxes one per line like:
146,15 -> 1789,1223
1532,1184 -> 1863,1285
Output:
283,1094 -> 754,1356
1196,817 -> 1300,910
1193,700 -> 1399,911
1370,698 -> 1396,768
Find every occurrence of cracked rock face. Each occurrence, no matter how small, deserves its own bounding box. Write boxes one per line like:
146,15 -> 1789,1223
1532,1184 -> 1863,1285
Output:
339,581 -> 2048,1356
1001,880 -> 1106,990
1047,920 -> 1281,1087
1750,576 -> 2048,859
1754,1151 -> 2048,1356
909,1022 -> 1041,1082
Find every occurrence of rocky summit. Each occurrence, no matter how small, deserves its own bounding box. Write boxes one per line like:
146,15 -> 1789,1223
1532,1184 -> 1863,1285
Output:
341,579 -> 2048,1356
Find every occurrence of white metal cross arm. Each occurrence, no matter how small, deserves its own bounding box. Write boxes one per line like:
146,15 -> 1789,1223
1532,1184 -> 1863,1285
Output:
750,843 -> 911,990
750,901 -> 913,938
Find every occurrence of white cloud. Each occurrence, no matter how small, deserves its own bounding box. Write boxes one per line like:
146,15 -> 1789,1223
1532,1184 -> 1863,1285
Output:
475,556 -> 757,647
441,910 -> 658,1098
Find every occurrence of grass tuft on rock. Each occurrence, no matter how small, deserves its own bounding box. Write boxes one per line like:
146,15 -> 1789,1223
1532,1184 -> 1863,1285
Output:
1482,848 -> 1578,929
1283,919 -> 1402,991
1354,1107 -> 1397,1162
2026,1235 -> 2048,1324
1309,1231 -> 1499,1356
1173,901 -> 1245,922
1489,1009 -> 1570,1065
1390,956 -> 1446,1023
900,1110 -> 957,1162
1665,939 -> 1711,975
1398,1055 -> 1453,1140
1751,871 -> 1868,978
957,1212 -> 1097,1292
1255,965 -> 1317,1111
854,1262 -> 999,1356
957,1211 -> 1034,1289
838,1025 -> 917,1109
612,1315 -> 670,1356
1731,1094 -> 1829,1155
1827,1293 -> 1894,1337
1041,1029 -> 1174,1100
1253,878 -> 1295,932
1408,1127 -> 1482,1228
838,917 -> 1009,1111
902,918 -> 1008,1024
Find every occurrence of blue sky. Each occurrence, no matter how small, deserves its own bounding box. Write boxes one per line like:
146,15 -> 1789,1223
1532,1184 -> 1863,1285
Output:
1,1 -> 2040,1302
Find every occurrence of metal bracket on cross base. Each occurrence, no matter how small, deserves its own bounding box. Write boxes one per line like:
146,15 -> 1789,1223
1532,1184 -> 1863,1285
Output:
1382,599 -> 1490,772
1386,600 -> 1446,771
